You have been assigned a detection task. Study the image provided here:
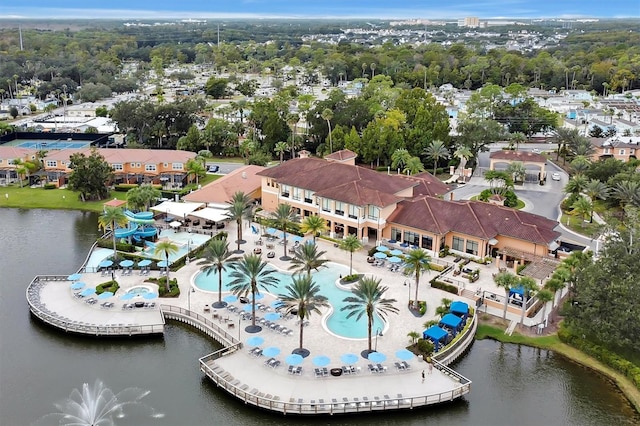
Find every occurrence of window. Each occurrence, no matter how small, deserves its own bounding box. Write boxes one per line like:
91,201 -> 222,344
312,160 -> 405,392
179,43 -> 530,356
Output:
130,162 -> 136,167
421,235 -> 433,250
603,148 -> 610,154
390,228 -> 402,242
145,164 -> 156,172
368,206 -> 380,220
112,163 -> 123,171
466,240 -> 479,256
292,187 -> 301,201
46,160 -> 57,167
403,231 -> 419,246
163,163 -> 169,167
452,236 -> 464,252
619,149 -> 625,155
335,201 -> 344,216
304,190 -> 313,203
281,184 -> 290,198
348,205 -> 359,219
172,163 -> 183,170
321,198 -> 330,212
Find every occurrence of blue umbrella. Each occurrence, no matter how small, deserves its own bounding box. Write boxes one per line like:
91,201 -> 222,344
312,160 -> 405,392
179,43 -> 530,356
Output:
224,294 -> 238,303
270,300 -> 285,309
247,336 -> 264,347
388,256 -> 402,263
262,346 -> 281,357
367,352 -> 387,363
373,252 -> 387,259
341,353 -> 359,365
120,293 -> 135,300
286,354 -> 304,365
376,245 -> 389,252
157,260 -> 170,268
70,282 -> 85,290
243,304 -> 253,312
80,288 -> 96,297
266,228 -> 277,235
67,273 -> 82,281
143,292 -> 158,300
119,259 -> 134,268
97,291 -> 114,300
313,355 -> 331,367
395,349 -> 415,361
389,249 -> 403,256
251,293 -> 265,301
264,312 -> 281,321
280,232 -> 288,239
138,259 -> 152,267
292,235 -> 303,242
99,260 -> 113,268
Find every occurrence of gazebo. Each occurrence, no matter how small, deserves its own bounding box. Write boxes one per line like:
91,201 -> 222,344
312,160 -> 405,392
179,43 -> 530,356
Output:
439,313 -> 464,337
103,198 -> 127,211
450,301 -> 469,321
423,326 -> 448,352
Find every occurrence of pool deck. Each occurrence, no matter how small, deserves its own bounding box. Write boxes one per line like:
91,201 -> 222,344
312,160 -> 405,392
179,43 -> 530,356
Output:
28,220 -> 560,415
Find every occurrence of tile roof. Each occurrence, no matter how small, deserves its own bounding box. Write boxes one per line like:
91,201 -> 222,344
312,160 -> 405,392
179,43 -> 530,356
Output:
183,165 -> 265,205
257,158 -> 417,207
387,196 -> 560,245
398,172 -> 451,198
324,149 -> 357,162
2,147 -> 196,164
489,150 -> 547,164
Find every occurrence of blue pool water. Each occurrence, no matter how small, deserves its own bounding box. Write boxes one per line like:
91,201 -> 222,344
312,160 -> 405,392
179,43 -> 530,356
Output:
127,286 -> 151,295
194,263 -> 385,339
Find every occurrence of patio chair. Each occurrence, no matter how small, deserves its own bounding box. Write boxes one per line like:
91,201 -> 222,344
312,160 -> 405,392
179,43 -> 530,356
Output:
402,361 -> 411,370
384,394 -> 398,406
287,365 -> 295,374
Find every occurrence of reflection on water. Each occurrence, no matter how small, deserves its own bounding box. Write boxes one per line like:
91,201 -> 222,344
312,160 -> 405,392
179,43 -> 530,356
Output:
0,209 -> 638,426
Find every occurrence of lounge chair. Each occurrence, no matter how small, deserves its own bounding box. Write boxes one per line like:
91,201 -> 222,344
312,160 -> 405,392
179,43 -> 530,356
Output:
402,361 -> 411,370
332,398 -> 344,409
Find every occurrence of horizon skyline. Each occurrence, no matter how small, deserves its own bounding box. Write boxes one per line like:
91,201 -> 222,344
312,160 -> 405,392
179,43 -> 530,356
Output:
2,0 -> 639,20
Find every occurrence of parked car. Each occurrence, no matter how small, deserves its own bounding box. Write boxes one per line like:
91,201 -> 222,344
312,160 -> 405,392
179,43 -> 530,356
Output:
207,165 -> 219,173
551,172 -> 561,181
532,148 -> 540,154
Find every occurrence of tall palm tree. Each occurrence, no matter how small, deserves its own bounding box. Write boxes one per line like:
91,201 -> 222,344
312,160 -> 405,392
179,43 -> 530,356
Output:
341,277 -> 398,353
321,108 -> 334,153
185,158 -> 206,185
154,240 -> 179,292
199,238 -> 238,308
547,267 -> 571,307
536,288 -> 554,326
506,161 -> 526,183
339,234 -> 362,276
270,203 -> 299,260
494,271 -> 519,319
229,254 -> 279,332
518,276 -> 538,325
614,181 -> 640,210
391,148 -> 411,172
279,274 -> 328,353
402,248 -> 431,308
300,215 -> 327,243
225,191 -> 253,252
126,184 -> 161,212
552,128 -> 580,164
423,140 -> 450,175
274,141 -> 288,163
563,175 -> 588,196
453,145 -> 473,181
571,196 -> 592,227
510,132 -> 526,150
404,156 -> 425,175
288,242 -> 328,277
98,207 -> 128,261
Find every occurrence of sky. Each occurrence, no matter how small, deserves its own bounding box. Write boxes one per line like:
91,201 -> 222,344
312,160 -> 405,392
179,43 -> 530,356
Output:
1,0 -> 638,20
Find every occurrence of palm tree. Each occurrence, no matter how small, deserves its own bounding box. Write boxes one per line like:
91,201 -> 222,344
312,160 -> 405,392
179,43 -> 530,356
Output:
98,207 -> 128,261
407,330 -> 420,345
552,128 -> 580,164
402,248 -> 431,308
570,156 -> 590,176
547,267 -> 571,306
341,277 -> 398,354
196,149 -> 213,167
229,254 -> 279,332
321,108 -> 334,153
126,184 -> 161,212
300,215 -> 327,243
279,274 -> 328,353
423,140 -> 450,175
518,276 -> 538,325
510,132 -> 526,150
270,203 -> 299,260
225,191 -> 253,252
614,181 -> 640,210
274,141 -> 288,163
571,196 -> 592,227
339,234 -> 362,276
286,113 -> 299,158
154,240 -> 179,292
391,148 -> 411,172
288,242 -> 328,277
404,156 -> 425,175
564,175 -> 588,196
453,145 -> 473,181
506,161 -> 526,183
199,238 -> 238,308
185,158 -> 206,185
536,288 -> 554,326
494,271 -> 519,319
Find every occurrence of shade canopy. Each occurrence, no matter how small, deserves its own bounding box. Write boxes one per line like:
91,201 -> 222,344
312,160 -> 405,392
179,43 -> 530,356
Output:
119,259 -> 134,268
224,294 -> 238,303
341,353 -> 359,365
423,325 -> 448,342
439,313 -> 463,330
270,300 -> 285,309
266,228 -> 277,235
97,291 -> 114,300
376,245 -> 389,252
169,221 -> 182,228
138,259 -> 152,267
67,273 -> 82,281
251,293 -> 265,300
189,207 -> 227,223
373,252 -> 387,259
285,354 -> 304,365
262,346 -> 281,357
247,336 -> 264,347
395,349 -> 415,361
291,235 -> 304,242
387,256 -> 402,263
264,312 -> 281,321
367,352 -> 387,363
70,282 -> 85,290
243,304 -> 253,312
120,293 -> 135,300
313,355 -> 331,367
151,201 -> 204,218
157,260 -> 170,268
80,288 -> 96,297
389,249 -> 403,256
99,260 -> 113,268
450,301 -> 469,315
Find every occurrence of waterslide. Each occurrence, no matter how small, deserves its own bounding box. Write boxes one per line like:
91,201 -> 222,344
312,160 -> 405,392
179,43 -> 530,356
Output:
114,211 -> 158,239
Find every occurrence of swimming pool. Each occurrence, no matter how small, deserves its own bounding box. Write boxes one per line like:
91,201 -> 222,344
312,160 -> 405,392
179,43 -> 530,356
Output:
193,263 -> 385,339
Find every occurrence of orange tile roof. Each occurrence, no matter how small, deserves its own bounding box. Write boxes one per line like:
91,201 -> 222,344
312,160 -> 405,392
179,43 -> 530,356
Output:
183,165 -> 265,205
489,150 -> 546,163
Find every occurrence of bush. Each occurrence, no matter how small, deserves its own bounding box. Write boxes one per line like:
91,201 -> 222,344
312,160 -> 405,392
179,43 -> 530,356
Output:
96,238 -> 135,253
149,277 -> 180,297
96,280 -> 120,294
418,301 -> 427,315
416,338 -> 435,357
428,263 -> 445,272
43,183 -> 57,189
341,274 -> 360,284
368,247 -> 378,257
114,183 -> 139,192
516,264 -> 526,275
430,279 -> 459,295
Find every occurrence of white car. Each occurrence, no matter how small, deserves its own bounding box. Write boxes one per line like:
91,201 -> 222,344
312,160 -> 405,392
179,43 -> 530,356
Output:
532,148 -> 540,154
551,172 -> 561,181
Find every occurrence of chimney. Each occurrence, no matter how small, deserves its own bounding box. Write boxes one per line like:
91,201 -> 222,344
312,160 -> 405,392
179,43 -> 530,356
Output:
242,172 -> 247,179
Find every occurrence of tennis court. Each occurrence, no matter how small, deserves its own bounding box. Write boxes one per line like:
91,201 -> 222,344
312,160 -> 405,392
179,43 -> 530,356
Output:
4,139 -> 93,149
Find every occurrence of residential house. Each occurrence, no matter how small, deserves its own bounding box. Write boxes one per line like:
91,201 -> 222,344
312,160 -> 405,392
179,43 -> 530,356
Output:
183,165 -> 265,208
590,136 -> 640,162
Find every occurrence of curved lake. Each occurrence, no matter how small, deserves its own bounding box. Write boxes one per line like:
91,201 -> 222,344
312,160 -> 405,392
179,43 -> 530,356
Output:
0,208 -> 637,426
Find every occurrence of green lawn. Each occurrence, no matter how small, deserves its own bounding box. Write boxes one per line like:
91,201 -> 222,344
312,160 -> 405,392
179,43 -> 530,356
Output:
469,195 -> 525,210
0,185 -> 128,212
559,212 -> 601,238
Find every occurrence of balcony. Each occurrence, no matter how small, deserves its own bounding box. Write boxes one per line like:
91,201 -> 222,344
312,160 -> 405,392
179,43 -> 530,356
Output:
281,192 -> 290,198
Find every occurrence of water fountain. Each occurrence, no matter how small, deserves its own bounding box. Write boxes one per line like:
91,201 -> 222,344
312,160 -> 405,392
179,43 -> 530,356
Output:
35,379 -> 163,426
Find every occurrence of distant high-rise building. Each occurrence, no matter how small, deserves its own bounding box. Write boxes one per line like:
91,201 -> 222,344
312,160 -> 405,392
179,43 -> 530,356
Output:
457,17 -> 480,28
